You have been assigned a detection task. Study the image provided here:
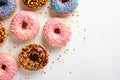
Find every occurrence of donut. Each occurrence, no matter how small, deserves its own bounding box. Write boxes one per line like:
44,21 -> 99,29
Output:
22,0 -> 48,9
0,22 -> 7,46
0,0 -> 17,19
50,0 -> 78,16
43,18 -> 72,47
19,44 -> 48,71
0,53 -> 18,80
10,11 -> 40,41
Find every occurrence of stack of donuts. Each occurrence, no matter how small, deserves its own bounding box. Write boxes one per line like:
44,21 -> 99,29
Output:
0,0 -> 78,80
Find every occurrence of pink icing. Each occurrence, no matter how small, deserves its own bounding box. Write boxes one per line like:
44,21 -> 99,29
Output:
0,53 -> 18,80
43,18 -> 72,47
10,11 -> 40,41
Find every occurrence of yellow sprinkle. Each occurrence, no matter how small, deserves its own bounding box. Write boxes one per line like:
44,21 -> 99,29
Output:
77,30 -> 80,33
71,20 -> 73,23
39,12 -> 42,14
59,47 -> 62,51
19,78 -> 23,80
77,21 -> 79,23
65,48 -> 69,51
28,0 -> 30,4
62,59 -> 64,61
77,25 -> 79,27
61,59 -> 65,63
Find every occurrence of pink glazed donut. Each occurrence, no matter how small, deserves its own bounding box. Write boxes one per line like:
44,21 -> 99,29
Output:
10,11 -> 40,41
43,18 -> 72,47
0,53 -> 18,80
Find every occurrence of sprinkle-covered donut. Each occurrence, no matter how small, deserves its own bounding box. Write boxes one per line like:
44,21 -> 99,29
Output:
22,0 -> 47,9
19,44 -> 48,71
43,18 -> 72,47
0,0 -> 17,19
10,11 -> 40,41
0,22 -> 7,46
50,0 -> 78,16
0,53 -> 18,80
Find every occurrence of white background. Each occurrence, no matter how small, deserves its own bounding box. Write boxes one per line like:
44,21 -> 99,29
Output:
1,0 -> 120,80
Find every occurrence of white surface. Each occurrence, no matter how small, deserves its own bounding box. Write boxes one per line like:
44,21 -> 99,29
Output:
1,0 -> 120,80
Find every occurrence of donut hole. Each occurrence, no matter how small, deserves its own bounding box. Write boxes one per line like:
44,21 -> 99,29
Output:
30,54 -> 39,62
0,1 -> 6,6
54,28 -> 60,34
22,21 -> 28,29
61,0 -> 69,3
1,64 -> 6,70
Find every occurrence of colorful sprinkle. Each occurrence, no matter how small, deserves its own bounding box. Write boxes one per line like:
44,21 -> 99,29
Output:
59,54 -> 62,57
84,29 -> 86,32
19,78 -> 23,80
45,12 -> 47,14
65,48 -> 69,51
83,37 -> 86,40
40,70 -> 46,75
69,72 -> 72,74
52,61 -> 54,64
39,12 -> 42,14
49,50 -> 52,53
72,14 -> 74,16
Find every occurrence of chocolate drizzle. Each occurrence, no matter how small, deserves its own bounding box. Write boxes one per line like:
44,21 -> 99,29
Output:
19,44 -> 48,71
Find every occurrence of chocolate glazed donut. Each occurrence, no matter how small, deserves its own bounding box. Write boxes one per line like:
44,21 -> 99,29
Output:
19,44 -> 48,71
0,22 -> 7,46
22,0 -> 48,9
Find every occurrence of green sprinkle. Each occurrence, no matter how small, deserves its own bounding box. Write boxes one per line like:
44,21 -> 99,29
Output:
65,48 -> 69,51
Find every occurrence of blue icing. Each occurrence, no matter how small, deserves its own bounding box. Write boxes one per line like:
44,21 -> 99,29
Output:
50,0 -> 78,14
0,0 -> 16,18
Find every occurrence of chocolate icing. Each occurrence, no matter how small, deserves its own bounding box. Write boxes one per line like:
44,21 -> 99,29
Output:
19,44 -> 48,71
22,0 -> 47,9
0,22 -> 6,45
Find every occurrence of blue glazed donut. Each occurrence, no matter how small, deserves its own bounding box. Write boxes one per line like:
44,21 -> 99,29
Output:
0,0 -> 16,19
50,0 -> 78,16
